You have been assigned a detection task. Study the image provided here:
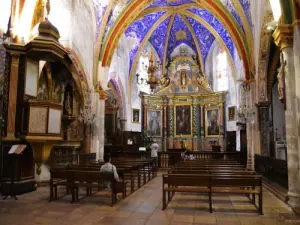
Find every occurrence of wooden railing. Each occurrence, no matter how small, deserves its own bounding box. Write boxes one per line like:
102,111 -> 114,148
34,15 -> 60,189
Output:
255,154 -> 288,189
158,151 -> 242,168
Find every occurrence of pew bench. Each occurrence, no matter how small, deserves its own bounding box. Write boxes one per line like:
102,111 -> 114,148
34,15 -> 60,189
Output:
50,169 -> 127,206
162,174 -> 263,215
162,174 -> 212,211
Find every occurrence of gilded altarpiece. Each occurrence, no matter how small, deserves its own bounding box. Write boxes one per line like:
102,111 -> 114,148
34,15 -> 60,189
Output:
141,56 -> 227,151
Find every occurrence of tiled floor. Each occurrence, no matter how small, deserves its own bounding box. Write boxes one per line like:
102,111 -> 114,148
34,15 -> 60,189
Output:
0,172 -> 300,225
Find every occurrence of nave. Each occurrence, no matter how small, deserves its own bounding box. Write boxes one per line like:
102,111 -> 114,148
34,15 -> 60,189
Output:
0,172 -> 299,225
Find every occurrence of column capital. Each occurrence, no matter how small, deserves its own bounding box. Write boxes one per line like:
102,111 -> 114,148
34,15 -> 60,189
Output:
273,24 -> 294,50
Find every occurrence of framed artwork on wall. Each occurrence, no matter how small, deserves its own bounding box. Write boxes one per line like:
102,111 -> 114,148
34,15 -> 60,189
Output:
48,108 -> 62,134
205,106 -> 220,137
175,105 -> 192,137
147,110 -> 162,137
25,59 -> 39,97
132,108 -> 140,123
228,106 -> 236,121
29,106 -> 47,134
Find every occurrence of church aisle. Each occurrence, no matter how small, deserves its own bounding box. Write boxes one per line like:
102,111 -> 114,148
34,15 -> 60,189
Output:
0,172 -> 299,225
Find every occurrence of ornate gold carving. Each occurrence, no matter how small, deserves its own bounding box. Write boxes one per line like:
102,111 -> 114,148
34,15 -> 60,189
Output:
257,11 -> 273,102
192,105 -> 198,137
175,30 -> 187,40
30,141 -> 61,175
181,14 -> 204,73
169,106 -> 174,137
273,25 -> 294,50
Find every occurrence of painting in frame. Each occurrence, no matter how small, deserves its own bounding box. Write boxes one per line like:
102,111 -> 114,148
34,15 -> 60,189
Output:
205,106 -> 220,137
48,108 -> 62,134
132,108 -> 140,123
175,105 -> 192,137
147,110 -> 162,137
228,106 -> 236,121
25,59 -> 39,97
29,106 -> 48,134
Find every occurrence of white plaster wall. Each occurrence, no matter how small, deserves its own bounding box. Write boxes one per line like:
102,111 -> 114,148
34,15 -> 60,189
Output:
71,0 -> 95,86
0,0 -> 11,33
109,34 -> 140,130
129,42 -> 161,132
48,0 -> 72,47
48,0 -> 96,86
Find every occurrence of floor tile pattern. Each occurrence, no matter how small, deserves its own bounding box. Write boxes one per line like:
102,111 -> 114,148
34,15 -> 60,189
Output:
0,172 -> 300,225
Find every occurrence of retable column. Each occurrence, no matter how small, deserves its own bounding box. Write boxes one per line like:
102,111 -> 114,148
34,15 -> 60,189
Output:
273,24 -> 300,213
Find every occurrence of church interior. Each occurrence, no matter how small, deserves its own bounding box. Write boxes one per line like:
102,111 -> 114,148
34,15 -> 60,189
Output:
1,0 -> 300,224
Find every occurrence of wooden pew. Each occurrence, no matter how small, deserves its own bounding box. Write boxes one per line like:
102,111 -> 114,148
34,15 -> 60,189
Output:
50,169 -> 73,201
162,174 -> 212,211
50,169 -> 127,206
71,171 -> 126,206
174,166 -> 247,171
162,174 -> 263,214
168,169 -> 256,176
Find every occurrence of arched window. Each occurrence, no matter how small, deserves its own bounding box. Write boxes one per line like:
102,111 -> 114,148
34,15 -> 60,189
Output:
216,48 -> 228,91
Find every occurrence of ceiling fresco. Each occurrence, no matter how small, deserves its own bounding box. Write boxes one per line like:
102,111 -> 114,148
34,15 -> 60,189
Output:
125,11 -> 167,73
147,0 -> 195,8
93,0 -> 253,79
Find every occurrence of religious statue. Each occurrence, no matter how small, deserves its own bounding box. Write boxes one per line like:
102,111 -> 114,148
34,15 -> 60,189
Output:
180,70 -> 187,86
64,91 -> 72,115
277,52 -> 286,100
159,75 -> 170,87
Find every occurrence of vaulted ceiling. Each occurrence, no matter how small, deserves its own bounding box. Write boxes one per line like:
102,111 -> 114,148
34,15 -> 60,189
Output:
93,0 -> 252,79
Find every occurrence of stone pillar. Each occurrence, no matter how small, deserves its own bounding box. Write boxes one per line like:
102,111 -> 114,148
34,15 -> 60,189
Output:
273,24 -> 300,213
246,83 -> 256,170
256,102 -> 270,156
120,119 -> 127,145
91,92 -> 99,158
97,98 -> 105,161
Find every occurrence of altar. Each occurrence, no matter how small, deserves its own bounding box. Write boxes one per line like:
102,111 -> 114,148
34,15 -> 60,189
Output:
141,55 -> 227,151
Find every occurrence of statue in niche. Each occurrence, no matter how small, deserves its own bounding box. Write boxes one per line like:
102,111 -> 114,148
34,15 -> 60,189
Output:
37,84 -> 48,100
180,70 -> 187,86
277,52 -> 286,100
64,85 -> 73,116
37,72 -> 49,100
53,81 -> 63,103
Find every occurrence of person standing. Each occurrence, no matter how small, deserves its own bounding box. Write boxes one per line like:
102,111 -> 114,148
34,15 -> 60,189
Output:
150,141 -> 159,167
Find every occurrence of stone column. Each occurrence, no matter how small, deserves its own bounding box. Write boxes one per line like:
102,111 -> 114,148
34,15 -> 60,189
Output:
273,24 -> 300,213
91,92 -> 99,159
294,20 -> 300,170
97,98 -> 105,161
246,82 -> 255,170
